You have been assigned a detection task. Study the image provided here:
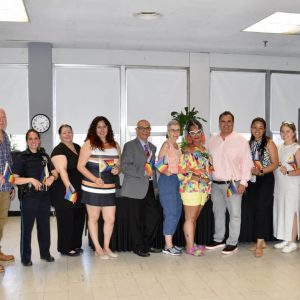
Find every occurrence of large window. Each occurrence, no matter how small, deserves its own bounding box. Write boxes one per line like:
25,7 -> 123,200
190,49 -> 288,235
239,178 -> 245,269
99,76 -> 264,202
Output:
54,65 -> 121,146
54,66 -> 188,151
210,70 -> 265,138
126,67 -> 188,151
0,65 -> 29,151
271,73 -> 299,144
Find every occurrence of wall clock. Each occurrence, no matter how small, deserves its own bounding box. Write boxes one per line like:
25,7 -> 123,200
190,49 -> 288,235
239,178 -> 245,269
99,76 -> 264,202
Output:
31,114 -> 51,133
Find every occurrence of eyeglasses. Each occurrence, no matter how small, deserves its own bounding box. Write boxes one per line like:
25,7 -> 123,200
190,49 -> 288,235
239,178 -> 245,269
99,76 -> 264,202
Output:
137,126 -> 151,131
189,130 -> 202,136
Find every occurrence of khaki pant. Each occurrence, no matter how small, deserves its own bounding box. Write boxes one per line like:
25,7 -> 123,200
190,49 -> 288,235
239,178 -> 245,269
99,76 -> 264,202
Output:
0,191 -> 10,250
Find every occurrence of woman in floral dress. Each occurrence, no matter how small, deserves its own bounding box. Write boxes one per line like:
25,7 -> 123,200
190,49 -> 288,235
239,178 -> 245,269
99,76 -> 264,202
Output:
178,120 -> 211,256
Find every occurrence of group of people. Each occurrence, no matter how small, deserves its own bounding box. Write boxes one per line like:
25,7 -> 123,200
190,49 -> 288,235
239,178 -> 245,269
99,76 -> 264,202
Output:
0,108 -> 299,271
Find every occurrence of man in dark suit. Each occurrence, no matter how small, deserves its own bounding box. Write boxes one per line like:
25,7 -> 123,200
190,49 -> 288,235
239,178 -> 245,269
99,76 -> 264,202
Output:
121,119 -> 161,257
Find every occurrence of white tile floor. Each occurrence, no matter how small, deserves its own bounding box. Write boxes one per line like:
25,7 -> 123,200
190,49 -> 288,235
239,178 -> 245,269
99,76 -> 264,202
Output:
1,216 -> 300,300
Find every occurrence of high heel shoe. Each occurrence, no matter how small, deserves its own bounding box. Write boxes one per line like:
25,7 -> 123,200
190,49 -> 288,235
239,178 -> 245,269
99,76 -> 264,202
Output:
95,251 -> 110,260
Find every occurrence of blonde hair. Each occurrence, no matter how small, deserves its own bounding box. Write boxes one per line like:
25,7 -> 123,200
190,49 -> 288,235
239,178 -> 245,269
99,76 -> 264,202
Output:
167,120 -> 180,130
280,121 -> 298,143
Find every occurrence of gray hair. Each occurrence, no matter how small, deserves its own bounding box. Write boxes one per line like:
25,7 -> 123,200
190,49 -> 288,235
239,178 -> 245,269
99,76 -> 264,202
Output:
167,120 -> 180,130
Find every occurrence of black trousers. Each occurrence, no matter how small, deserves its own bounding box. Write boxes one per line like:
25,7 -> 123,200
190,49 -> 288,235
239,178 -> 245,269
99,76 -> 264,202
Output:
125,182 -> 161,252
20,192 -> 51,262
55,206 -> 86,254
246,172 -> 274,240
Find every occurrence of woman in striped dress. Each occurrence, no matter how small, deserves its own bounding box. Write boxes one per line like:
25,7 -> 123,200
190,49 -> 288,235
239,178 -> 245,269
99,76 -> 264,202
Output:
78,116 -> 121,259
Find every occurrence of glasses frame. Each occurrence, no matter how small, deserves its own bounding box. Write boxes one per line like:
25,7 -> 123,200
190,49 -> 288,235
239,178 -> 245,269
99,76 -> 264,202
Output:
188,129 -> 202,136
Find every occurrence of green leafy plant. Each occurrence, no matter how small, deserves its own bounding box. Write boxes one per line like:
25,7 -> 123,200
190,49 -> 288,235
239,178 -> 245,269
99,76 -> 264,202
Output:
171,106 -> 207,135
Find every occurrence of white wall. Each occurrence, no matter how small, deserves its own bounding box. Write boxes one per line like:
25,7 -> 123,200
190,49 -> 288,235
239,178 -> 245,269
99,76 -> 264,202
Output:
2,47 -> 300,211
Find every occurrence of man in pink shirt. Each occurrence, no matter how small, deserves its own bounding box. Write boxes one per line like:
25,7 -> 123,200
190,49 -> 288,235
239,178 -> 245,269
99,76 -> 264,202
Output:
206,111 -> 252,254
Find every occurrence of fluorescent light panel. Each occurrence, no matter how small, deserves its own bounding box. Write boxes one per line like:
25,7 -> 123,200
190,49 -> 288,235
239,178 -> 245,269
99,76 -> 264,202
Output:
0,0 -> 29,22
243,12 -> 300,34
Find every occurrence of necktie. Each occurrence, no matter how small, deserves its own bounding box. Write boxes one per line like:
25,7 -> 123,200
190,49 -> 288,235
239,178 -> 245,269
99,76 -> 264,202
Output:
144,144 -> 153,177
144,144 -> 150,159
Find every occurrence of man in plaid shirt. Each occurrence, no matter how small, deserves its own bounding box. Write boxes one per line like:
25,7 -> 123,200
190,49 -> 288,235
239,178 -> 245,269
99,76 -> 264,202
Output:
0,108 -> 15,273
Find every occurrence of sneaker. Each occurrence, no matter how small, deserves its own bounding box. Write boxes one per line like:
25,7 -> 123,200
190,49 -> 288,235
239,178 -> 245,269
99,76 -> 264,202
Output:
162,246 -> 182,256
174,245 -> 184,252
274,240 -> 288,249
282,242 -> 298,253
222,245 -> 238,255
206,241 -> 225,250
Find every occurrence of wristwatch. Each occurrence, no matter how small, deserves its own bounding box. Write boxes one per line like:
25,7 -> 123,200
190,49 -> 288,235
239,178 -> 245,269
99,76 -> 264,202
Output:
287,171 -> 290,175
260,169 -> 264,176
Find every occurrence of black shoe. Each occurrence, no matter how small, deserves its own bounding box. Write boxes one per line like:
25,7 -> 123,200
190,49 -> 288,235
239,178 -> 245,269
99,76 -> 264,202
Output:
75,248 -> 84,254
41,255 -> 55,262
222,245 -> 238,255
61,251 -> 80,257
148,247 -> 162,253
206,241 -> 225,250
133,250 -> 150,257
22,260 -> 33,267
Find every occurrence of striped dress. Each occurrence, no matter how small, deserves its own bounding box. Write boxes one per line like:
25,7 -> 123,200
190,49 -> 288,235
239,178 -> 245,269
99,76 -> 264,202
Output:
81,147 -> 119,206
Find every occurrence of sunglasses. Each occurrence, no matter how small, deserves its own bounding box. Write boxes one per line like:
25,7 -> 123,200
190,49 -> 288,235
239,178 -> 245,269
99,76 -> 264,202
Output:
189,130 -> 202,136
281,121 -> 295,126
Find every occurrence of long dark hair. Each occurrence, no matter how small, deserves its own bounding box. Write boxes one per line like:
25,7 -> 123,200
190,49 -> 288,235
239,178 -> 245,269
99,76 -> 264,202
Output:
249,117 -> 270,154
85,116 -> 116,149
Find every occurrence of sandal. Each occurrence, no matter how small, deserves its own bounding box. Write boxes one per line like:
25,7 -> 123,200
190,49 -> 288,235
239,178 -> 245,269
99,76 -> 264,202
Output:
186,245 -> 205,256
249,243 -> 266,251
195,244 -> 206,251
254,247 -> 263,258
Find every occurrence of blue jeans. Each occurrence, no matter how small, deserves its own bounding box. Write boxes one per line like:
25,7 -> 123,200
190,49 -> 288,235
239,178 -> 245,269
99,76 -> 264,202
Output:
158,174 -> 182,235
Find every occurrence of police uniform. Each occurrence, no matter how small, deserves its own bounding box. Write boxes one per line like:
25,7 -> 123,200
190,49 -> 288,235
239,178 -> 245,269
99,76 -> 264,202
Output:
12,148 -> 54,264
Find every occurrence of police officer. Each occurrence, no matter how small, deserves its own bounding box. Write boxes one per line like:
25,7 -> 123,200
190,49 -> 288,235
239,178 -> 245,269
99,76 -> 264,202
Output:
13,129 -> 57,266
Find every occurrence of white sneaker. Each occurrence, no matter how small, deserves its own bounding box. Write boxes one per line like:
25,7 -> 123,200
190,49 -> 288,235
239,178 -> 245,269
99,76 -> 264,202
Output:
282,242 -> 298,253
274,241 -> 288,249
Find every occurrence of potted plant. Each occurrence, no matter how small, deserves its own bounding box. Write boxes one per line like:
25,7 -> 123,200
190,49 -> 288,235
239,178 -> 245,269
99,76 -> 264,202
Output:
171,106 -> 206,136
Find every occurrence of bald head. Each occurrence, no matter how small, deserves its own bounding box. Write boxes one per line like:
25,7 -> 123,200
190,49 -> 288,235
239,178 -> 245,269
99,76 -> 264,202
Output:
0,108 -> 7,131
136,119 -> 151,142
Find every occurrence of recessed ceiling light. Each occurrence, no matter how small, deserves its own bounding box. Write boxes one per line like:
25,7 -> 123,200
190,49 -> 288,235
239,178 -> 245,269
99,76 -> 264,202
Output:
243,12 -> 300,34
133,12 -> 162,20
0,0 -> 29,22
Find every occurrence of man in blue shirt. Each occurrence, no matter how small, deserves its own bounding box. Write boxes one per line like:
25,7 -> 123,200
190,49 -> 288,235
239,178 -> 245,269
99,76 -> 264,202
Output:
0,108 -> 15,272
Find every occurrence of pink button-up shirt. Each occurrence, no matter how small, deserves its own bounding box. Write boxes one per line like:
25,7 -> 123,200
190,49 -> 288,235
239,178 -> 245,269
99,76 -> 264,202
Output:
208,131 -> 252,186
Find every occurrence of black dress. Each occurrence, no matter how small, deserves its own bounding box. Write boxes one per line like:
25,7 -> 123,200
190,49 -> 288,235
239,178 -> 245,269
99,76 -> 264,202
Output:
51,143 -> 86,254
